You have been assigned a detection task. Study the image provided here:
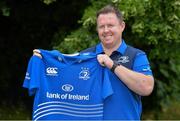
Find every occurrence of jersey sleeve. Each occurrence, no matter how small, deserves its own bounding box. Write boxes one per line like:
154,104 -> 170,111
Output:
102,68 -> 113,99
133,53 -> 153,75
22,55 -> 42,96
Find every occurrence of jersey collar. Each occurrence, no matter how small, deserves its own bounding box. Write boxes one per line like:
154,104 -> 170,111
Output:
95,39 -> 127,55
57,52 -> 96,64
39,49 -> 96,64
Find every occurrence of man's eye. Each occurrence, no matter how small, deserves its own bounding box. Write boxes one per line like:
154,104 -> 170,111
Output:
108,25 -> 113,28
98,26 -> 104,29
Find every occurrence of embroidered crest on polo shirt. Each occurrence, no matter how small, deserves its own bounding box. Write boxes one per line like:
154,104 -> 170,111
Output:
117,56 -> 129,63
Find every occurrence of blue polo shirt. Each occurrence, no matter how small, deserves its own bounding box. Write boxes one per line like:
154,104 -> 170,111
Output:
23,49 -> 113,120
85,40 -> 153,120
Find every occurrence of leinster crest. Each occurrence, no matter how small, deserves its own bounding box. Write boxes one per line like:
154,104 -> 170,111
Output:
79,67 -> 90,80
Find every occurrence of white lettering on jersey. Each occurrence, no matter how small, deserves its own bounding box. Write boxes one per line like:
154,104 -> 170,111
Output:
46,92 -> 89,101
142,67 -> 151,72
25,72 -> 30,80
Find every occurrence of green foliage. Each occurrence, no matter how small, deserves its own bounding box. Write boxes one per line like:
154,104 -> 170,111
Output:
41,0 -> 56,5
142,100 -> 180,120
54,0 -> 180,112
0,101 -> 31,120
0,1 -> 10,16
54,27 -> 98,53
53,0 -> 111,53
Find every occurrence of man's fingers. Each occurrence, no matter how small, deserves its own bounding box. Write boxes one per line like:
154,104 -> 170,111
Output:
97,54 -> 113,69
33,49 -> 42,58
97,54 -> 106,66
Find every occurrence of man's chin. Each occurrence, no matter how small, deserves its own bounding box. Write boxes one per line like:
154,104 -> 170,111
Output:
102,41 -> 114,48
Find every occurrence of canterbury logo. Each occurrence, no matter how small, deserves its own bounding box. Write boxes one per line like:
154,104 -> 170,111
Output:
46,67 -> 58,76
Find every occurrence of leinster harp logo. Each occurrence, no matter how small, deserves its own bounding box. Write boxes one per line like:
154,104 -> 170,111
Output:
79,67 -> 90,80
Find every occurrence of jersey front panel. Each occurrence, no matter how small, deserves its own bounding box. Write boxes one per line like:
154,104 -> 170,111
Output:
23,50 -> 113,120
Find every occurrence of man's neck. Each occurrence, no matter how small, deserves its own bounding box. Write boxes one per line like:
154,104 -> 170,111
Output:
102,40 -> 122,56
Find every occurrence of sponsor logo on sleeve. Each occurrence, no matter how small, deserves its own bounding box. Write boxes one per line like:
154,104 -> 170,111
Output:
142,67 -> 151,72
25,72 -> 30,80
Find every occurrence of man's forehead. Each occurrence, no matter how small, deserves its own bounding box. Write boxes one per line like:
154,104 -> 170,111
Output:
97,13 -> 119,23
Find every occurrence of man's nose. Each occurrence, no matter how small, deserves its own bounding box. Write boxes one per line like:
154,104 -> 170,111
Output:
104,26 -> 109,32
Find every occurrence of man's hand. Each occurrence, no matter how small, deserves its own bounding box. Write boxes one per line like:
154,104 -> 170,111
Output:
97,54 -> 114,69
33,49 -> 42,58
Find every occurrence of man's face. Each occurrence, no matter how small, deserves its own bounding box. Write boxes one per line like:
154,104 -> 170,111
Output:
97,13 -> 125,48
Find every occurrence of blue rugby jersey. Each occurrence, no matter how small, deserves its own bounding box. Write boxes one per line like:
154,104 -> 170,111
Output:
23,49 -> 113,121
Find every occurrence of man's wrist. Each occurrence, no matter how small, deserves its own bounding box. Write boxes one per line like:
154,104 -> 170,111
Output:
110,62 -> 118,73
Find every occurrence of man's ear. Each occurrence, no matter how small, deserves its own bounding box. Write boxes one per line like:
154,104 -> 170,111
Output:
120,21 -> 125,32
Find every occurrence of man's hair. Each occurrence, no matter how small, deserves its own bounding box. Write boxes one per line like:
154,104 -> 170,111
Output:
96,5 -> 124,22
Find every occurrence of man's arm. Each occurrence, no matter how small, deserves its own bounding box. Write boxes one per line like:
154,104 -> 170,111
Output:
97,54 -> 154,96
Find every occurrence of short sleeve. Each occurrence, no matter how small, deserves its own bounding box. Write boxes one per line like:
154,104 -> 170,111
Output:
102,68 -> 113,99
22,55 -> 42,96
133,53 -> 153,75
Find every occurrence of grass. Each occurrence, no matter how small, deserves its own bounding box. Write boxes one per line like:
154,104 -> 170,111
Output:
0,102 -> 31,120
142,101 -> 180,120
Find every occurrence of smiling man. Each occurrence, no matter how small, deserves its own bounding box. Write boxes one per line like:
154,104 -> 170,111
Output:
81,4 -> 154,120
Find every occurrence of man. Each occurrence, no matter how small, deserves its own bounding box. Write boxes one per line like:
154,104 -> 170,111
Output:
80,5 -> 154,120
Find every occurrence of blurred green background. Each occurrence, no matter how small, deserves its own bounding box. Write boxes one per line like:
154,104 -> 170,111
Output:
0,0 -> 179,120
